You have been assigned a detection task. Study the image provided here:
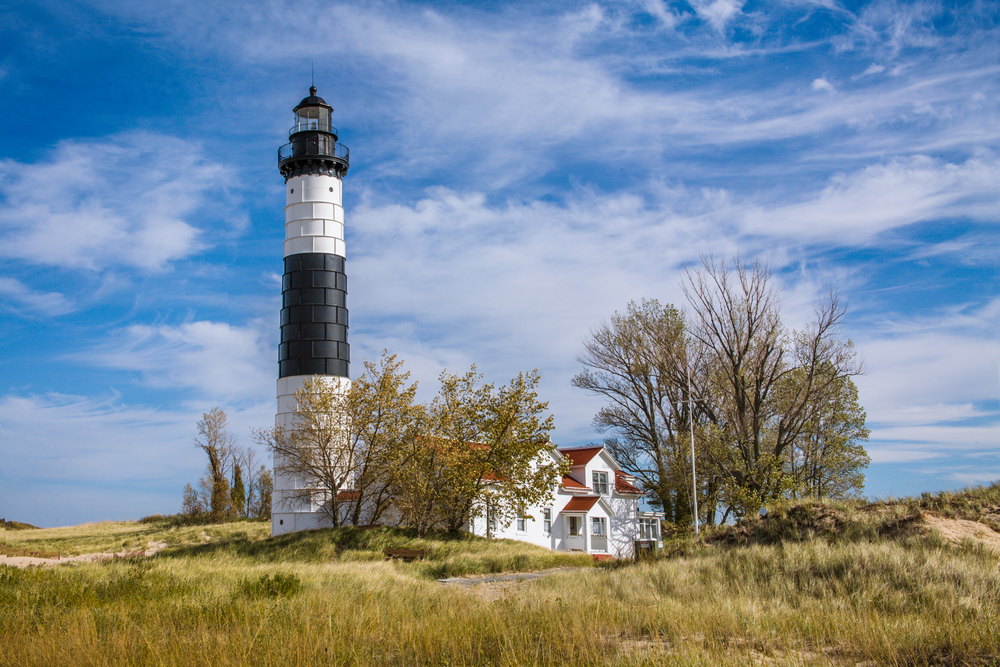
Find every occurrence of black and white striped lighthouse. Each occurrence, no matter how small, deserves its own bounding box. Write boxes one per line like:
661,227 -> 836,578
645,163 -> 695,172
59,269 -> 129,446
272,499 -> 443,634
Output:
272,87 -> 351,535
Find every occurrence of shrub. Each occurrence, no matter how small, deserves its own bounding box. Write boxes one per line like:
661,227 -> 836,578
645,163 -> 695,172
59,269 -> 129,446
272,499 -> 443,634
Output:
237,573 -> 302,599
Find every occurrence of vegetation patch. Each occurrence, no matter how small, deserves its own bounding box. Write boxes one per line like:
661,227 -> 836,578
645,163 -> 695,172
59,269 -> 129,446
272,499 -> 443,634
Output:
237,572 -> 302,599
0,520 -> 39,531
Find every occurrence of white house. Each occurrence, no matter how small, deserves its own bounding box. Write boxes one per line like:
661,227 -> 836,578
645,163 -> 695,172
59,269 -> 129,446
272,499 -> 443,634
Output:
469,445 -> 664,559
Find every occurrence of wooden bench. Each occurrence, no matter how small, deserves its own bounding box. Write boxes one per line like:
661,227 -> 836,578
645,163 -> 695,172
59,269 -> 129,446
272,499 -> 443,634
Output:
384,548 -> 427,562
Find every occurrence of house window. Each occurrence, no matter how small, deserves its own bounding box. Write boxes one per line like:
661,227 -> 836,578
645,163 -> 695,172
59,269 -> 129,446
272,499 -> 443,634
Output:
516,514 -> 526,533
592,516 -> 607,536
543,508 -> 551,535
568,515 -> 582,536
593,471 -> 609,495
639,518 -> 659,540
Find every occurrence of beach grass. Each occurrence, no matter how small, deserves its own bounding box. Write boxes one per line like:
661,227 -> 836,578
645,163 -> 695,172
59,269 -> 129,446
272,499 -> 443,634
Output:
2,485 -> 999,665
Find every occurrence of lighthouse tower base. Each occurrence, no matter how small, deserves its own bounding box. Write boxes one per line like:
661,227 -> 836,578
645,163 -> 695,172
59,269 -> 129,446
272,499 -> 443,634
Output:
271,375 -> 351,536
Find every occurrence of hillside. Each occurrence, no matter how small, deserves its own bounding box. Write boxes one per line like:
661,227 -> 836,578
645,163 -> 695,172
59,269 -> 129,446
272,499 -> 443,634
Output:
1,485 -> 999,666
704,482 -> 1000,553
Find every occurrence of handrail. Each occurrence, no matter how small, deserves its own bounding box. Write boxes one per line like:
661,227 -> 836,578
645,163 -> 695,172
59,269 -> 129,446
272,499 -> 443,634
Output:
278,140 -> 350,165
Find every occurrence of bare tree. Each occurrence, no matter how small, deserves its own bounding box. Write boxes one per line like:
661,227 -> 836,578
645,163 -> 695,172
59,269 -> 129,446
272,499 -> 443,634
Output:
255,352 -> 423,528
194,407 -> 237,521
684,256 -> 866,515
257,376 -> 355,526
572,299 -> 717,526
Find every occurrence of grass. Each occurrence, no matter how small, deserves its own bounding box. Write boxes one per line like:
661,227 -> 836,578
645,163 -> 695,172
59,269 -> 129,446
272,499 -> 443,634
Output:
2,485 -> 999,665
0,517 -> 271,555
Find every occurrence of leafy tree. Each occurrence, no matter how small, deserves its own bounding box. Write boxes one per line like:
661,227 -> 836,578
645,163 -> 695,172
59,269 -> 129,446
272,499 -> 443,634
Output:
789,372 -> 870,499
397,367 -> 565,534
341,352 -> 424,526
252,466 -> 273,520
231,464 -> 246,518
181,482 -> 203,517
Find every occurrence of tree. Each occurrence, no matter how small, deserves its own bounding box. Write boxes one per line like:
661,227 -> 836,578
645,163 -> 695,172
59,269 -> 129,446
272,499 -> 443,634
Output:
231,464 -> 246,518
258,376 -> 354,526
251,466 -> 273,520
340,352 -> 424,527
571,299 -> 715,526
194,407 -> 236,521
684,256 -> 866,516
789,372 -> 870,499
396,366 -> 565,534
572,256 -> 870,524
181,483 -> 204,517
255,351 -> 423,527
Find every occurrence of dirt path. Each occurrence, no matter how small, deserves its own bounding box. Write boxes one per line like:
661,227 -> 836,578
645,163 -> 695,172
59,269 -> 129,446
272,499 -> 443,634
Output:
0,540 -> 168,568
437,567 -> 583,601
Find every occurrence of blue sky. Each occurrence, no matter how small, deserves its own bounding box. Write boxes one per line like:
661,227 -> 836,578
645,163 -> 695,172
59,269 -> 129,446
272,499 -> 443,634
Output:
1,0 -> 997,527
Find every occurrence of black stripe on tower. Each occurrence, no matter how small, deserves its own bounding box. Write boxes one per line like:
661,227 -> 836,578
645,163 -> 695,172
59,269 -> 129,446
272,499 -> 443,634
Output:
278,253 -> 349,379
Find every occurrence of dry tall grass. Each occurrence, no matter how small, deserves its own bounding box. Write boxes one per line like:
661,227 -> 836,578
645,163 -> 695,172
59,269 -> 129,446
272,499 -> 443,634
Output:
2,486 -> 999,666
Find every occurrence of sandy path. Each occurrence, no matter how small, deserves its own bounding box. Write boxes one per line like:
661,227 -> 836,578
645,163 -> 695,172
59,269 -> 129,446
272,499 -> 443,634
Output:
921,513 -> 1000,554
0,540 -> 168,569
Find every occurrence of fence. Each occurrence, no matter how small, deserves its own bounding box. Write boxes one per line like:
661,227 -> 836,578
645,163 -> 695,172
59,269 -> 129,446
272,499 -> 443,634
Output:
0,544 -> 60,560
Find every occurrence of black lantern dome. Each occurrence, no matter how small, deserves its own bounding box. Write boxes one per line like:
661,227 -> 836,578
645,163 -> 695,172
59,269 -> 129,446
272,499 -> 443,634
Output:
278,86 -> 349,180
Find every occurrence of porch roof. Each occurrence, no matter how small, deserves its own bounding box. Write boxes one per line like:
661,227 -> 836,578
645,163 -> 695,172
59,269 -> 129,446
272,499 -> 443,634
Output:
561,496 -> 600,513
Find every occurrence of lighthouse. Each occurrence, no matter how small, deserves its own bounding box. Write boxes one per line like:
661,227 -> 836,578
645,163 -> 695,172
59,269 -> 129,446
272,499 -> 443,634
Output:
272,87 -> 350,535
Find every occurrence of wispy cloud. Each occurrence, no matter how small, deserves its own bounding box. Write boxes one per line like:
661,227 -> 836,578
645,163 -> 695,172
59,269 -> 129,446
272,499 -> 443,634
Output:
0,392 -> 272,526
749,155 -> 1000,241
72,320 -> 275,404
690,0 -> 746,32
0,277 -> 74,316
0,133 -> 238,271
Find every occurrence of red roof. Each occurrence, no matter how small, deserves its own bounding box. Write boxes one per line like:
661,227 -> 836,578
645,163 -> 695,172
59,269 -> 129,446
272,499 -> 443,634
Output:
558,446 -> 604,467
561,496 -> 600,512
615,471 -> 643,495
336,489 -> 361,501
561,475 -> 590,490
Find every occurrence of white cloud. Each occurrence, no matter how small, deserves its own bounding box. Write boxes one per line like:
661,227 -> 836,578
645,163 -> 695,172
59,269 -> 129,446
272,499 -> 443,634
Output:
638,0 -> 682,29
866,446 -> 943,464
689,0 -> 745,32
0,133 -> 238,271
0,277 -> 74,316
72,320 -> 275,404
811,77 -> 835,92
748,155 -> 1000,241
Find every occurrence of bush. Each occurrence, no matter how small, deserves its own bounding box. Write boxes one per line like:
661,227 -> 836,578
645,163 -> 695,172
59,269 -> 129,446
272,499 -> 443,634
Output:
237,573 -> 302,599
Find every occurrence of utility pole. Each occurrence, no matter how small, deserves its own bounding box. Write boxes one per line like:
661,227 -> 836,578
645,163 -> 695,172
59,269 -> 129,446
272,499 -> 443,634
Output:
688,363 -> 699,537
